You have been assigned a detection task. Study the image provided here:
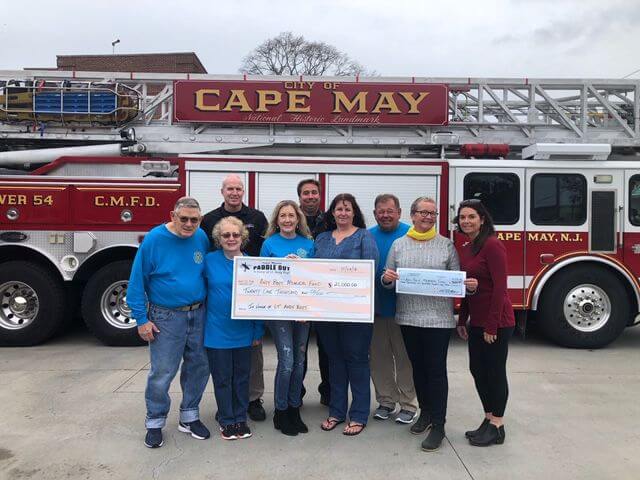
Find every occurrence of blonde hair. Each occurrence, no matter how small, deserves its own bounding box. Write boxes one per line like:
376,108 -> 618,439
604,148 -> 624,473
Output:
265,200 -> 312,239
211,217 -> 249,249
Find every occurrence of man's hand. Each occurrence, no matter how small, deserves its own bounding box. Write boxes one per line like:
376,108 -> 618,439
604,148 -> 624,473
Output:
456,325 -> 468,340
382,268 -> 399,284
138,321 -> 160,342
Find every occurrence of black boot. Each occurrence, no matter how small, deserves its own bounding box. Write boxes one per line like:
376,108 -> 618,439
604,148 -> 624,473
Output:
273,409 -> 298,436
421,424 -> 445,451
410,411 -> 432,435
465,418 -> 490,439
288,406 -> 308,434
469,423 -> 505,446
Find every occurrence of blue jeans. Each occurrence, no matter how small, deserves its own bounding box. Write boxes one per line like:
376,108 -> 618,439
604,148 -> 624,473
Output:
206,346 -> 252,427
144,304 -> 209,429
268,320 -> 310,410
315,322 -> 373,425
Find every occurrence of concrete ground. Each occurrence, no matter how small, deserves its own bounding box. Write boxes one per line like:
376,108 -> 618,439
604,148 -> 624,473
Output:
1,325 -> 639,480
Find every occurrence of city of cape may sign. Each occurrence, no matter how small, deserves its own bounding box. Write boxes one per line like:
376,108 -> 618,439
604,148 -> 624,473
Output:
173,80 -> 448,126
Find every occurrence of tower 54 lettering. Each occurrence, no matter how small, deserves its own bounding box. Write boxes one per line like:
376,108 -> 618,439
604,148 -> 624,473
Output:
0,194 -> 54,206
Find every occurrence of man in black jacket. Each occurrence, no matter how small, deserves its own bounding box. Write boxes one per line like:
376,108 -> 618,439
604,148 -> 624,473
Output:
297,178 -> 331,406
201,174 -> 268,421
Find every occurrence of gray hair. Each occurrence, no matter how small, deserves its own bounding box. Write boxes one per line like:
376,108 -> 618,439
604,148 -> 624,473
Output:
410,196 -> 436,214
173,196 -> 201,212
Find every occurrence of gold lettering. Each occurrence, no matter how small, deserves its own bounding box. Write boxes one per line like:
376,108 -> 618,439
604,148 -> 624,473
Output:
398,92 -> 430,113
372,92 -> 401,114
255,90 -> 282,112
528,233 -> 540,241
17,195 -> 27,205
130,197 -> 140,207
110,196 -> 124,207
287,91 -> 311,112
332,91 -> 368,113
222,90 -> 252,112
95,195 -> 105,207
194,89 -> 220,111
145,196 -> 157,207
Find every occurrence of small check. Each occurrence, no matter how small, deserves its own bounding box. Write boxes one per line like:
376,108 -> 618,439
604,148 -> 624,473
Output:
396,268 -> 466,298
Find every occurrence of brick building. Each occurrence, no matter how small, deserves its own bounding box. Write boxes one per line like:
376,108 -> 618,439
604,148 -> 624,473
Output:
55,52 -> 207,73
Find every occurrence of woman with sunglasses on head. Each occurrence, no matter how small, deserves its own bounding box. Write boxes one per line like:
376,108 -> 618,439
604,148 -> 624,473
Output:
455,200 -> 515,447
204,217 -> 264,441
314,193 -> 379,437
382,196 -> 459,452
260,200 -> 315,436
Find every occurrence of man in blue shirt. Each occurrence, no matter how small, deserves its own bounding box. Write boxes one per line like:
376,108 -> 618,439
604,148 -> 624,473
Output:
128,197 -> 211,448
368,194 -> 418,425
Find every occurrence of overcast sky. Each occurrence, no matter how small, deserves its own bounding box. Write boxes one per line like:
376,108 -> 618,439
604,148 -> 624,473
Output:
0,0 -> 637,79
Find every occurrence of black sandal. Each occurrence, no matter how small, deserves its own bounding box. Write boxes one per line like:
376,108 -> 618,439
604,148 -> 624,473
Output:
320,417 -> 344,431
342,422 -> 366,436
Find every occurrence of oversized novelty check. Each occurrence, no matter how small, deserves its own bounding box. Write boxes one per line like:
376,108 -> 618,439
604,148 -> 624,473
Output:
396,268 -> 466,298
232,257 -> 375,323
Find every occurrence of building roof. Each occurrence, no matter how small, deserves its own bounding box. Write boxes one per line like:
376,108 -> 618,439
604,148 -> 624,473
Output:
55,52 -> 207,73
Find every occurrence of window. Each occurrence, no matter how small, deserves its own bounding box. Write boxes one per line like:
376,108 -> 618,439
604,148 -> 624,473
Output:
630,175 -> 640,226
463,173 -> 520,224
531,174 -> 586,225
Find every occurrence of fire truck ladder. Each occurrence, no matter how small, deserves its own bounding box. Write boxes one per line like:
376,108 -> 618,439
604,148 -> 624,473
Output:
1,70 -> 639,164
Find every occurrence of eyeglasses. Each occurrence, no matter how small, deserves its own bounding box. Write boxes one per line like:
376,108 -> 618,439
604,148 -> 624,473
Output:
177,216 -> 201,224
221,232 -> 241,239
413,210 -> 438,218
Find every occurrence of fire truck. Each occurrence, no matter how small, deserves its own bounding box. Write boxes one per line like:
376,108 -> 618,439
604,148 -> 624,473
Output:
1,70 -> 639,348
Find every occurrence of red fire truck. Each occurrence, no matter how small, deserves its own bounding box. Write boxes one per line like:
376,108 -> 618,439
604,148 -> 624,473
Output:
1,71 -> 639,348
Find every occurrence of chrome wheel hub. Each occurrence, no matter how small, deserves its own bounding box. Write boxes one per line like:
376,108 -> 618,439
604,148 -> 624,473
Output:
100,281 -> 135,329
563,284 -> 611,332
0,281 -> 39,330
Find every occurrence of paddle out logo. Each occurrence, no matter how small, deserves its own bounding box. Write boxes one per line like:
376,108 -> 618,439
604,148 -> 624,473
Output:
252,261 -> 291,273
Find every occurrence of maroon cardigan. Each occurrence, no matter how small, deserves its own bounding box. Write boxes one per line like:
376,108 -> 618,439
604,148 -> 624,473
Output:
458,236 -> 515,335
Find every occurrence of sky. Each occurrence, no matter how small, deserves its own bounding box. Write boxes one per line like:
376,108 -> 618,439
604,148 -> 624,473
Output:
0,0 -> 638,79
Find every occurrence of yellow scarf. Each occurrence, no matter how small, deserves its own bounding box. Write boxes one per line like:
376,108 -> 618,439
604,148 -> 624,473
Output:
407,226 -> 436,241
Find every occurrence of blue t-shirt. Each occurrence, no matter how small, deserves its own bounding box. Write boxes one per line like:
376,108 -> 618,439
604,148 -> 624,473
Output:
260,233 -> 314,258
127,224 -> 209,325
369,222 -> 410,316
203,250 -> 264,349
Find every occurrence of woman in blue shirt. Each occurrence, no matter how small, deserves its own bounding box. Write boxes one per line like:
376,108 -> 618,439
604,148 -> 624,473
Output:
261,200 -> 315,436
204,216 -> 264,441
314,193 -> 379,436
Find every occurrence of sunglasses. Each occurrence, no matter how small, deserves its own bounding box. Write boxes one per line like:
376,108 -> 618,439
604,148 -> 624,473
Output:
221,232 -> 241,239
177,216 -> 201,224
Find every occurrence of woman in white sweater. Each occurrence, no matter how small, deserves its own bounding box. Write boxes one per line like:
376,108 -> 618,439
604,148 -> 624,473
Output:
382,196 -> 459,452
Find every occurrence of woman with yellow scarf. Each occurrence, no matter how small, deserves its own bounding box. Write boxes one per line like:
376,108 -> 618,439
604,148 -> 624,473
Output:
382,196 -> 460,452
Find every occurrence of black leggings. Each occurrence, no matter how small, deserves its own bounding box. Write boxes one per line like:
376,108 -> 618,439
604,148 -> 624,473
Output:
468,327 -> 514,418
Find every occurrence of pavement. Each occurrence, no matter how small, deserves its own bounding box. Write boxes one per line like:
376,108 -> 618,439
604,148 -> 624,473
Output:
1,325 -> 640,480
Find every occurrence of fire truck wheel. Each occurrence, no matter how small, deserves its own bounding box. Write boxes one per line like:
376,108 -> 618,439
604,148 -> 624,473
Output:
539,265 -> 629,348
0,261 -> 65,346
81,260 -> 144,346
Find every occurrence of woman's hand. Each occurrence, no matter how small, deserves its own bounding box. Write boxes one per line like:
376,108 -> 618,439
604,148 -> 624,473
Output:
483,332 -> 497,344
252,339 -> 262,346
464,277 -> 478,293
286,254 -> 300,259
456,325 -> 468,341
382,268 -> 399,284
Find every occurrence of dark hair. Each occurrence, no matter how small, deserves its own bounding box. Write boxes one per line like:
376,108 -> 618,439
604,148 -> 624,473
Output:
454,199 -> 496,254
374,193 -> 400,210
324,193 -> 367,230
297,178 -> 321,197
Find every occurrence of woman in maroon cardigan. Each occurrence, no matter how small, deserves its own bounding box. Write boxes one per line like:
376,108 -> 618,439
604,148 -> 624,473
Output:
455,200 -> 515,446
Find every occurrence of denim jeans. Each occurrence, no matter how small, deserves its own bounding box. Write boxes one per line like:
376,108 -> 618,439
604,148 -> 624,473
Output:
315,322 -> 373,425
144,304 -> 209,429
268,320 -> 310,410
206,346 -> 252,427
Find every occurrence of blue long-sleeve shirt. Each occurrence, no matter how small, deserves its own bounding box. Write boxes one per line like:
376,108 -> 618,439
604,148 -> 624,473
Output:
369,222 -> 410,317
127,224 -> 209,325
204,250 -> 264,349
314,228 -> 379,265
260,233 -> 314,258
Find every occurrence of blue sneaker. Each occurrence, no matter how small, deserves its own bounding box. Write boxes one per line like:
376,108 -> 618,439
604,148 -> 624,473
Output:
178,420 -> 210,440
144,428 -> 163,448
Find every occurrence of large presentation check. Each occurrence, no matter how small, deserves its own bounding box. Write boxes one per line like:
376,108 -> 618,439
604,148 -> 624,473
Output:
396,268 -> 466,298
232,257 -> 375,323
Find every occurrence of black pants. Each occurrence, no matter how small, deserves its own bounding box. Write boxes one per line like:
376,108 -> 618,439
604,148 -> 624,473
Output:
468,326 -> 514,417
400,326 -> 453,425
302,324 -> 331,399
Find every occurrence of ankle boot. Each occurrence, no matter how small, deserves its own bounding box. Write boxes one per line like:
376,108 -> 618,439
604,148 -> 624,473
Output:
421,424 -> 445,451
465,418 -> 490,439
274,408 -> 298,436
469,423 -> 505,446
288,406 -> 308,434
